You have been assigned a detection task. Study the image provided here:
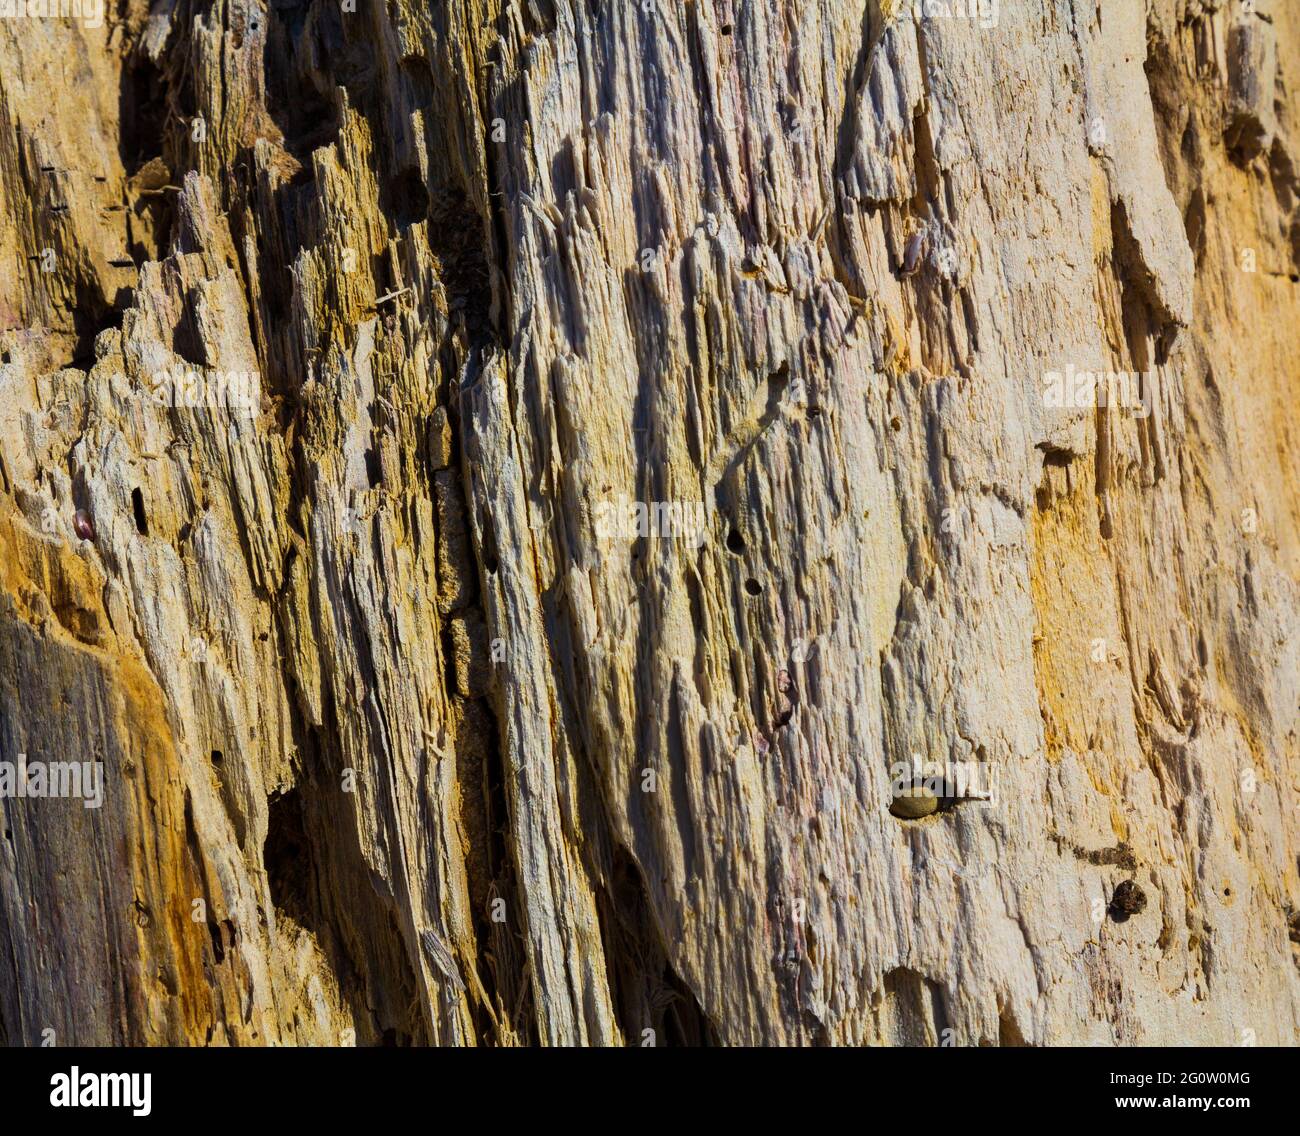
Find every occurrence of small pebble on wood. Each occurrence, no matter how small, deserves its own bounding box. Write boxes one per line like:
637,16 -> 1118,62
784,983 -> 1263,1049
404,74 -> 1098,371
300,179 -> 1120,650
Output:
890,786 -> 939,820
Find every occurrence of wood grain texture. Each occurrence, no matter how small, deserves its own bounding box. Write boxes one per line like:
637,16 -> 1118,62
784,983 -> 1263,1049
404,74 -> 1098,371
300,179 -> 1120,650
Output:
0,0 -> 1297,1046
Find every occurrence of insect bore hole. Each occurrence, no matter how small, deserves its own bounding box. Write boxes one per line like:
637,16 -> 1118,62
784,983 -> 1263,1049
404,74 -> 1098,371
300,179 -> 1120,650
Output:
132,488 -> 149,535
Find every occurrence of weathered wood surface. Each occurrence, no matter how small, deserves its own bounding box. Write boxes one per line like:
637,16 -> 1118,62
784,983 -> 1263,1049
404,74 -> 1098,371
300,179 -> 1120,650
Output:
0,0 -> 1298,1045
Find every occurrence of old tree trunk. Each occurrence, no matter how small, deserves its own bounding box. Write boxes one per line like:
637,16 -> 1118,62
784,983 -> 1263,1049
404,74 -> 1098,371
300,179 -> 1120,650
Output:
0,0 -> 1298,1047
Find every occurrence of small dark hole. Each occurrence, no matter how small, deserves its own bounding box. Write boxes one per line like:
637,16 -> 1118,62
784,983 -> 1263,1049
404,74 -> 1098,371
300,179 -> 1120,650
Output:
726,528 -> 745,554
208,921 -> 225,964
744,578 -> 762,596
365,448 -> 383,488
265,788 -> 316,932
721,23 -> 733,35
211,750 -> 223,766
390,168 -> 430,227
131,487 -> 149,535
889,417 -> 902,432
480,511 -> 500,573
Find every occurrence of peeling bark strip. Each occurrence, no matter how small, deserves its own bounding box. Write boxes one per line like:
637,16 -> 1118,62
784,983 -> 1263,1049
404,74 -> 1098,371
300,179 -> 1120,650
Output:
0,0 -> 1297,1047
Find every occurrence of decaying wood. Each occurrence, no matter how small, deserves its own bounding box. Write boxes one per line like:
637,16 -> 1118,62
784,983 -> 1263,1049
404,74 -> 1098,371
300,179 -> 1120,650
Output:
0,0 -> 1298,1046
